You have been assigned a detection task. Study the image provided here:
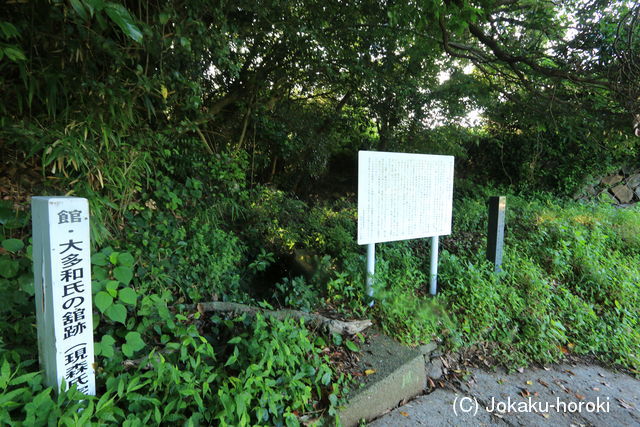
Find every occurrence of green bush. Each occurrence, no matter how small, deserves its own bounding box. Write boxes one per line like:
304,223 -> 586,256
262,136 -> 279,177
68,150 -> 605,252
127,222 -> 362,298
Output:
325,253 -> 368,316
0,309 -> 348,426
433,193 -> 640,370
0,235 -> 35,357
124,175 -> 247,303
371,241 -> 439,344
209,313 -> 348,425
0,244 -> 349,426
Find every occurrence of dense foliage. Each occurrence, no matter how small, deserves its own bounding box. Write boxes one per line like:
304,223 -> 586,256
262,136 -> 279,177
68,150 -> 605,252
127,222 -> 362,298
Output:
2,1 -> 639,202
438,192 -> 640,369
1,0 -> 640,425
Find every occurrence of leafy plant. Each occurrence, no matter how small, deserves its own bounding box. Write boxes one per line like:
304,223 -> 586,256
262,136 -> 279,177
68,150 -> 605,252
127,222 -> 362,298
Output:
0,236 -> 34,357
91,247 -> 138,327
123,173 -> 247,303
274,276 -> 319,312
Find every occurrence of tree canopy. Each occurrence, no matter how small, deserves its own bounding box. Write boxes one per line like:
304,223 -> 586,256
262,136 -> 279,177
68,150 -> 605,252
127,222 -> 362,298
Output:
1,0 -> 638,199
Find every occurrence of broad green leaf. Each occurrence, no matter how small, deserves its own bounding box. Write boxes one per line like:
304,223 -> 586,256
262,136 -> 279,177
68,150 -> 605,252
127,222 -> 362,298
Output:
118,287 -> 137,305
69,0 -> 89,21
227,336 -> 242,344
116,252 -> 134,267
108,251 -> 119,265
18,274 -> 34,296
329,393 -> 338,406
0,22 -> 20,39
101,246 -> 114,256
104,3 -> 143,43
4,46 -> 26,62
225,348 -> 238,366
94,291 -> 113,313
159,12 -> 170,25
235,392 -> 249,419
0,257 -> 20,278
9,371 -> 40,387
154,406 -> 162,424
96,391 -> 116,415
345,340 -> 360,352
2,238 -> 24,253
100,334 -> 116,358
113,266 -> 132,285
0,388 -> 25,405
105,280 -> 119,297
93,266 -> 108,281
115,377 -> 125,397
91,279 -> 104,294
0,359 -> 10,387
94,341 -> 102,356
91,253 -> 109,266
93,313 -> 100,330
76,400 -> 94,424
122,332 -> 144,358
121,343 -> 133,358
105,303 -> 127,324
125,331 -> 144,351
332,333 -> 342,346
84,0 -> 105,15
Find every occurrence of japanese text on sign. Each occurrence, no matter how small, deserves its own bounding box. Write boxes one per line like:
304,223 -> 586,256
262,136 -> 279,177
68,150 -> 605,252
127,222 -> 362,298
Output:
357,151 -> 454,245
32,197 -> 95,395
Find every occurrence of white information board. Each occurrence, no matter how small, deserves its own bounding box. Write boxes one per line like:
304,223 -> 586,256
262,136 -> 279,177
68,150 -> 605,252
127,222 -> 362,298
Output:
32,197 -> 96,395
357,151 -> 454,245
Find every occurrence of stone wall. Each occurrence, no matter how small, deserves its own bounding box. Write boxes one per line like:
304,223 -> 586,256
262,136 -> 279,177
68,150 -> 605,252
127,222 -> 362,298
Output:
575,165 -> 640,206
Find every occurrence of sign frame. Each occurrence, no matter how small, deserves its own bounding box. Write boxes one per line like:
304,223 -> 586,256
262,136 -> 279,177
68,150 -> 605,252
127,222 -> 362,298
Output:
357,150 -> 454,245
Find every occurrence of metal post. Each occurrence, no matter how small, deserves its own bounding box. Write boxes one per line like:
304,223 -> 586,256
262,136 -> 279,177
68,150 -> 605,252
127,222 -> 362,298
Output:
487,196 -> 506,272
366,243 -> 375,305
429,236 -> 439,295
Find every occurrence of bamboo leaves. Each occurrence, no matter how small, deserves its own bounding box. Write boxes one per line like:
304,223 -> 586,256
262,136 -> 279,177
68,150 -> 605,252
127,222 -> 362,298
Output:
104,3 -> 143,43
67,0 -> 143,43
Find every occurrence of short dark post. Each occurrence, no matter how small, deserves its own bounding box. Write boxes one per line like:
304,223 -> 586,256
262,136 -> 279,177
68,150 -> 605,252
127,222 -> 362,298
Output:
487,196 -> 506,272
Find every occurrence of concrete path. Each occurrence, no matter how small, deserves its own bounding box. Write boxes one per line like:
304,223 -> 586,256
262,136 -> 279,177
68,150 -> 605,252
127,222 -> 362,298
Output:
370,364 -> 640,426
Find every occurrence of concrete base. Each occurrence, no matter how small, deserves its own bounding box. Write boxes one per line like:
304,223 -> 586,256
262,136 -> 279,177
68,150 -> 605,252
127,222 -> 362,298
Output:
339,354 -> 426,426
336,330 -> 436,426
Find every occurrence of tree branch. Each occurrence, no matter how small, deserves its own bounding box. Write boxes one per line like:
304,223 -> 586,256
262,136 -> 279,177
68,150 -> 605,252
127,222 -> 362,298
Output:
465,21 -> 611,88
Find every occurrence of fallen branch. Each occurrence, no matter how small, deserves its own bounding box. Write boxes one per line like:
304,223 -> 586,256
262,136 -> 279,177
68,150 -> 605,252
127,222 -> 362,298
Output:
194,301 -> 372,336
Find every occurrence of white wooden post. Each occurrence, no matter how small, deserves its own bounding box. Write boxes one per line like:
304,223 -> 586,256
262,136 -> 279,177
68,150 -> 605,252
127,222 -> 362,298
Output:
32,197 -> 95,395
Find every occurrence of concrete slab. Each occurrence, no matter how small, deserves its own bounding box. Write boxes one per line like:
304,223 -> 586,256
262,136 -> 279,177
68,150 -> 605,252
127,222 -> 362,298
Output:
339,354 -> 426,426
337,329 -> 435,426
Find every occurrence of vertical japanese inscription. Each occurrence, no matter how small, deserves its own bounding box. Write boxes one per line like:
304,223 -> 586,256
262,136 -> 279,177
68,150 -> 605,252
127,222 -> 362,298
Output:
357,151 -> 454,245
32,197 -> 95,395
